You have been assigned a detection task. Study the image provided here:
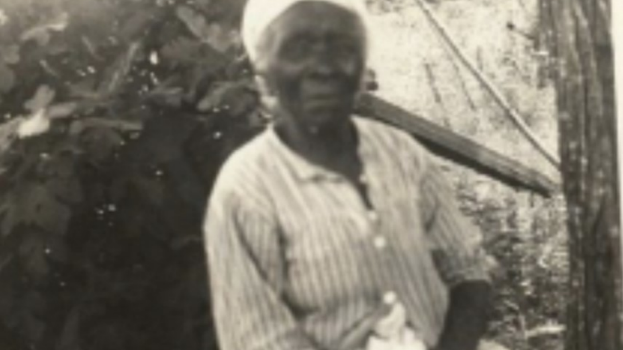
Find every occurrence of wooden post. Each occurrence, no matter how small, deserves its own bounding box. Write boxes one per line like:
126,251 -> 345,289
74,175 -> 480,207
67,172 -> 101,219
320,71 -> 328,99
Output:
545,0 -> 623,348
615,0 -> 623,306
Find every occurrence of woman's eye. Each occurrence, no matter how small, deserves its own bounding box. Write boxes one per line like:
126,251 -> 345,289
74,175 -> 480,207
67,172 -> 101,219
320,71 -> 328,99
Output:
282,38 -> 313,60
339,43 -> 356,54
331,38 -> 359,56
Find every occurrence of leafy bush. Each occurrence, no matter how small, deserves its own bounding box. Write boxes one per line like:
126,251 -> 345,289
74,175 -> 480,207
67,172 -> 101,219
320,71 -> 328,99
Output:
0,0 -> 261,349
453,174 -> 567,350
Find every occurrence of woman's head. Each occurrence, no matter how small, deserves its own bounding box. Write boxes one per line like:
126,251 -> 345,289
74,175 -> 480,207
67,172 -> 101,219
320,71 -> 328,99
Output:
242,0 -> 369,134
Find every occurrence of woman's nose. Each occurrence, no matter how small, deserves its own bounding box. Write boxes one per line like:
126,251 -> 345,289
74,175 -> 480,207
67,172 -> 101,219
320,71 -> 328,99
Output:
306,41 -> 339,74
310,53 -> 340,76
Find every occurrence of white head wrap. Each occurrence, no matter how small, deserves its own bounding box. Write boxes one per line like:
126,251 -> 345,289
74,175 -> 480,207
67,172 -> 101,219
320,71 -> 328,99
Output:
242,0 -> 369,63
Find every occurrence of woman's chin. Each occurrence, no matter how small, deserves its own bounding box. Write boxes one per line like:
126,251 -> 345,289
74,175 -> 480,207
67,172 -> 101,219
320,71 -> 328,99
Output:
303,117 -> 352,138
303,106 -> 352,125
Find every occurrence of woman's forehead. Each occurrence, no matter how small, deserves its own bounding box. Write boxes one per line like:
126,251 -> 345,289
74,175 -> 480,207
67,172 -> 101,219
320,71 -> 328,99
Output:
270,2 -> 365,39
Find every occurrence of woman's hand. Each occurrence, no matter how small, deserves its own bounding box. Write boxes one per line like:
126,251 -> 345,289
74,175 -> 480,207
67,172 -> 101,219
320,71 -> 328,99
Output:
335,303 -> 393,350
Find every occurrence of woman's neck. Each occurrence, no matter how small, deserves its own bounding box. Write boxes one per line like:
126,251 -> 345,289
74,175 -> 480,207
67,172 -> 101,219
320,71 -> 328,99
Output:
275,118 -> 359,170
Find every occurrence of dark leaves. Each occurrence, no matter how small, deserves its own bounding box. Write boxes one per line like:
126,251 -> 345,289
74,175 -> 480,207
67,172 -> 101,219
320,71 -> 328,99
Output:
81,127 -> 124,163
20,13 -> 69,47
0,184 -> 71,237
160,36 -> 204,66
0,62 -> 15,94
0,118 -> 22,155
160,36 -> 227,70
97,42 -> 142,97
118,11 -> 157,43
0,0 -> 259,349
196,79 -> 257,117
24,85 -> 56,112
56,307 -> 81,350
47,177 -> 84,205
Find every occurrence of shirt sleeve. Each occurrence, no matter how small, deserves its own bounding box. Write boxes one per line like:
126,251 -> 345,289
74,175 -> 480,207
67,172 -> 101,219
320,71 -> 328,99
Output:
204,183 -> 317,350
418,151 -> 491,288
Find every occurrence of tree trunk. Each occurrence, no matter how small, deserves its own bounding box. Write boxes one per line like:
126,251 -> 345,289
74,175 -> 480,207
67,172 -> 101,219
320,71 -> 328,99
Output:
544,0 -> 622,348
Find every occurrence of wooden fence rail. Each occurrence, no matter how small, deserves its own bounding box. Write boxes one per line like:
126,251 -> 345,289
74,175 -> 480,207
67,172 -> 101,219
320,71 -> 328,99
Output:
357,93 -> 559,196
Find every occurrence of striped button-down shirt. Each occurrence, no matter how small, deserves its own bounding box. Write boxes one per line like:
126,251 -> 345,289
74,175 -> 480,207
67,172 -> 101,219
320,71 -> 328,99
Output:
204,116 -> 490,350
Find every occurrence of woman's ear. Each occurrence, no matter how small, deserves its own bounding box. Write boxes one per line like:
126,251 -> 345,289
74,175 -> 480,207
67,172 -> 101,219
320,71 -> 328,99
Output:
362,67 -> 378,92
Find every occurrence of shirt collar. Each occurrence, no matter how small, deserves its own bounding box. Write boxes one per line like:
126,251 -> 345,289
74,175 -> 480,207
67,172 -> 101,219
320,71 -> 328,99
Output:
267,117 -> 373,182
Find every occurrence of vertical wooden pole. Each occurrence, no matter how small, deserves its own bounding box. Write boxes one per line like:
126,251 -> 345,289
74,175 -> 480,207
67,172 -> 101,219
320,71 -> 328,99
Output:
614,3 -> 623,344
546,0 -> 623,349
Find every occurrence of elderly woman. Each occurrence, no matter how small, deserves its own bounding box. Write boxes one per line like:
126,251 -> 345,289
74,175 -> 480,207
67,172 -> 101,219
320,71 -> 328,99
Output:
204,1 -> 494,350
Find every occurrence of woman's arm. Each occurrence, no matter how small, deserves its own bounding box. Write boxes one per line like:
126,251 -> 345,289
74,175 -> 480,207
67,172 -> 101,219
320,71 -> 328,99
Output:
435,281 -> 492,350
418,153 -> 493,350
204,184 -> 318,350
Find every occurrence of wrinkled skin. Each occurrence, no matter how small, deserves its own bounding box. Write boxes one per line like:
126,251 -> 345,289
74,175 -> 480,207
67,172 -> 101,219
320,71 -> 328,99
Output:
254,2 -> 367,141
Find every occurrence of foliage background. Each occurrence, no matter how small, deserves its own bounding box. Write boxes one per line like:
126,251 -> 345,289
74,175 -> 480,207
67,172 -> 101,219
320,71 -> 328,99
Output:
0,0 -> 567,349
0,0 -> 257,348
368,1 -> 567,349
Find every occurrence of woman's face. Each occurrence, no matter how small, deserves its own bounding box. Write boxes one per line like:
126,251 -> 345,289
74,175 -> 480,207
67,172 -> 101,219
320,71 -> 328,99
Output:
256,2 -> 367,134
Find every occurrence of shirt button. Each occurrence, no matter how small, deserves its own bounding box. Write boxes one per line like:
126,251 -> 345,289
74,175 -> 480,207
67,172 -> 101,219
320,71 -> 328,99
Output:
373,235 -> 387,249
383,291 -> 398,304
367,210 -> 379,223
359,174 -> 368,184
